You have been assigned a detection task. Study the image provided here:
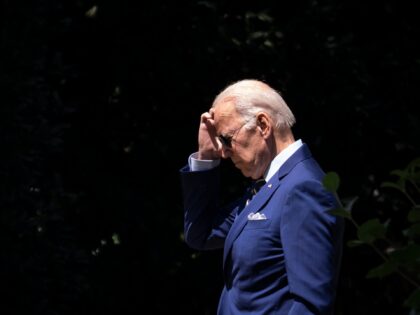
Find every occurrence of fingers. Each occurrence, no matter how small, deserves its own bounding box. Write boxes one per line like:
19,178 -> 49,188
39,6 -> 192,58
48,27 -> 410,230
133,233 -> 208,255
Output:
197,110 -> 222,159
214,136 -> 222,151
201,112 -> 215,126
201,112 -> 211,120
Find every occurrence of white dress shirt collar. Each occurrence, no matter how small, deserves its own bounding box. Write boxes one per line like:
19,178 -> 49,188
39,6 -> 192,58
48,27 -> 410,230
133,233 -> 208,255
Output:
264,139 -> 303,182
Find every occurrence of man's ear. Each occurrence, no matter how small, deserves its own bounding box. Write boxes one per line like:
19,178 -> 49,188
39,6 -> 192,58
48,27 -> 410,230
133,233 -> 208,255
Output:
256,112 -> 271,138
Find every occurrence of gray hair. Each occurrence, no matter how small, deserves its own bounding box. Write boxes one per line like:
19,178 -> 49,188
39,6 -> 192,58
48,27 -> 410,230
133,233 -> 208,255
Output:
212,79 -> 296,130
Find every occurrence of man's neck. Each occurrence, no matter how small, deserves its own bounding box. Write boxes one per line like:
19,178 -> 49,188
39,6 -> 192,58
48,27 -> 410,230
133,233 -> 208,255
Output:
263,133 -> 301,182
273,129 -> 295,159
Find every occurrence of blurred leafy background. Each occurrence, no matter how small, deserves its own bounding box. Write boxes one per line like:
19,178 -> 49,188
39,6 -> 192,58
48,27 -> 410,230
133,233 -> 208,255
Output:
1,0 -> 419,314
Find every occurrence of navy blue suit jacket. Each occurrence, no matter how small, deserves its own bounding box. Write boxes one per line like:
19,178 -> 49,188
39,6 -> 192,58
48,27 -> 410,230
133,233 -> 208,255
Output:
180,144 -> 344,315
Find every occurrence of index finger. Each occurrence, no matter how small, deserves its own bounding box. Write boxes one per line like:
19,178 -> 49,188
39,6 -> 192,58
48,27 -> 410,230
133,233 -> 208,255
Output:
209,108 -> 215,118
201,112 -> 215,126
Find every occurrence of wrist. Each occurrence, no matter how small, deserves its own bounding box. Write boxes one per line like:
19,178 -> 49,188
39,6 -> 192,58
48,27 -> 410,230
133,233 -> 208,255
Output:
198,151 -> 217,160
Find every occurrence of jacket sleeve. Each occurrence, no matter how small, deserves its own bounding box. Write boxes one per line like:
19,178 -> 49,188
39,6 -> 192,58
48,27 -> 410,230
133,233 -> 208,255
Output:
280,179 -> 344,315
180,165 -> 243,251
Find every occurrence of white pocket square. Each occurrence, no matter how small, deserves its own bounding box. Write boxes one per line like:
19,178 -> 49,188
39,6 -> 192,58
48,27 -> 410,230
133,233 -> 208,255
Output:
247,212 -> 267,221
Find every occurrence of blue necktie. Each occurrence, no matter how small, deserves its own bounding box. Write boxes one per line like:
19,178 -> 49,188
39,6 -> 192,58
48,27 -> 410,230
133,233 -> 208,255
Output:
246,178 -> 266,206
251,178 -> 266,196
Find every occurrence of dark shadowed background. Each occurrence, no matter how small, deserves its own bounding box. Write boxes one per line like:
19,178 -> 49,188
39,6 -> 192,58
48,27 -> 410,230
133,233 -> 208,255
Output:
1,0 -> 419,314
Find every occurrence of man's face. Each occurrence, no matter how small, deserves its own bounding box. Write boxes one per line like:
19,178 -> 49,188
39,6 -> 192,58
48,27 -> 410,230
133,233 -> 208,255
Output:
213,101 -> 268,179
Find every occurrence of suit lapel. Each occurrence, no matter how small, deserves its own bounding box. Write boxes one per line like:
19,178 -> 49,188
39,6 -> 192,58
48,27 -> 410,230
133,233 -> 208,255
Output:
222,144 -> 313,268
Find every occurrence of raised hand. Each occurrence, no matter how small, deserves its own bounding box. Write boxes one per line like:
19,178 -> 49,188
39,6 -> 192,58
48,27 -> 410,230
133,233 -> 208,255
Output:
197,109 -> 222,160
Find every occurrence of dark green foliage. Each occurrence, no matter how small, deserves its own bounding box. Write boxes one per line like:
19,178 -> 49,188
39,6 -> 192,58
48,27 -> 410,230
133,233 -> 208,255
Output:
325,158 -> 420,313
1,0 -> 419,314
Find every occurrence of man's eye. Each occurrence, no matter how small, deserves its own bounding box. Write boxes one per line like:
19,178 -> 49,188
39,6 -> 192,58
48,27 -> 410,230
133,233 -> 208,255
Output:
219,135 -> 232,147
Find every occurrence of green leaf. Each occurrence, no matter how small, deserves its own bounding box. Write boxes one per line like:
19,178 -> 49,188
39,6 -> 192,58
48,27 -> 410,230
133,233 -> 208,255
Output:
323,172 -> 340,193
409,172 -> 420,182
347,240 -> 364,247
404,224 -> 420,239
408,158 -> 420,170
85,5 -> 98,18
249,31 -> 267,40
404,288 -> 420,310
257,12 -> 274,22
390,244 -> 420,264
408,207 -> 420,223
390,169 -> 408,179
197,1 -> 217,10
397,178 -> 407,190
112,233 -> 121,245
328,207 -> 352,219
366,261 -> 397,279
343,196 -> 359,212
381,181 -> 405,193
357,219 -> 386,244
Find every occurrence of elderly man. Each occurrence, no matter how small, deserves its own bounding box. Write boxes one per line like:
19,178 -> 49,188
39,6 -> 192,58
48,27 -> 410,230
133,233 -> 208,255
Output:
180,79 -> 344,315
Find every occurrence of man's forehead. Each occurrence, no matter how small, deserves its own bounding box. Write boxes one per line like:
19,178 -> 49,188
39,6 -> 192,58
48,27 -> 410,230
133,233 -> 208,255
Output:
218,110 -> 234,118
214,100 -> 236,118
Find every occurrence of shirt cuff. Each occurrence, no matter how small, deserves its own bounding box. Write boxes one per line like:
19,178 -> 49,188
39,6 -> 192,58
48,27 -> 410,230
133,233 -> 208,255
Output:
188,152 -> 220,171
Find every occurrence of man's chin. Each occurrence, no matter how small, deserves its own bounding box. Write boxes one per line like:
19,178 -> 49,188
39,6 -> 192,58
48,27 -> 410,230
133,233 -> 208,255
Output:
238,168 -> 249,178
239,169 -> 257,179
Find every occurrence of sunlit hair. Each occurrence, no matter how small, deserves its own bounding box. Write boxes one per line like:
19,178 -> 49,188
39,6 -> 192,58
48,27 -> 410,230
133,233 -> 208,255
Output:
212,79 -> 296,130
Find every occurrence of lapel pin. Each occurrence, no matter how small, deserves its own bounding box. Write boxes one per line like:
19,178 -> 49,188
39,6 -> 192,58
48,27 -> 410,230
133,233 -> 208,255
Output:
268,184 -> 272,188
